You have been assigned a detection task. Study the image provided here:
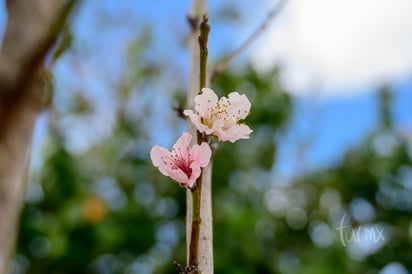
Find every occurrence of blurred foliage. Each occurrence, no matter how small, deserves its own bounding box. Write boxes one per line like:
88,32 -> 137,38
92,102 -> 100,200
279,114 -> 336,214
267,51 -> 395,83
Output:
12,7 -> 412,274
16,64 -> 412,274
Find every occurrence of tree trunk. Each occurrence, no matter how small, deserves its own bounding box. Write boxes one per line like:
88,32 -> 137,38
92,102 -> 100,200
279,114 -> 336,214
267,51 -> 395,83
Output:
0,1 -> 70,272
186,1 -> 213,273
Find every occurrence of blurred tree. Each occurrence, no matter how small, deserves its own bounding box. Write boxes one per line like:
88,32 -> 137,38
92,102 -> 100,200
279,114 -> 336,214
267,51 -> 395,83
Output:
0,1 -> 77,273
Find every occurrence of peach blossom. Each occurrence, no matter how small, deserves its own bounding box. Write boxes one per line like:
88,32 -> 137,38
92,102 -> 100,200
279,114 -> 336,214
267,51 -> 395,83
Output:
184,88 -> 252,142
150,132 -> 211,188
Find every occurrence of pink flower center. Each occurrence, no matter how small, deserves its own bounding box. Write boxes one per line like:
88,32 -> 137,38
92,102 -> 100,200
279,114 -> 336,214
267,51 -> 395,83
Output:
176,159 -> 192,177
171,147 -> 193,178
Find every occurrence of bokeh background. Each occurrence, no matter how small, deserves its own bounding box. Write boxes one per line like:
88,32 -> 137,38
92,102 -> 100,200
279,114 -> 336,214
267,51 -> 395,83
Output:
1,0 -> 412,273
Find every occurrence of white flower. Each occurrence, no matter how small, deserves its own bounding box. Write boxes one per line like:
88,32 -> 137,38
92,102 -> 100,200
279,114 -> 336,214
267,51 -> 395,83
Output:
184,88 -> 252,142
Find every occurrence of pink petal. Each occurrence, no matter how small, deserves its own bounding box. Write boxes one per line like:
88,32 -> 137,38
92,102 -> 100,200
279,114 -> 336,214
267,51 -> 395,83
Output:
173,132 -> 192,152
191,142 -> 212,167
187,165 -> 202,188
194,88 -> 218,117
169,169 -> 191,187
150,146 -> 172,176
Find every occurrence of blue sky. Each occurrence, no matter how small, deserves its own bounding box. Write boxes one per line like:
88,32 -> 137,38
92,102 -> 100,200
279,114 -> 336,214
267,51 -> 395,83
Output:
1,0 -> 411,178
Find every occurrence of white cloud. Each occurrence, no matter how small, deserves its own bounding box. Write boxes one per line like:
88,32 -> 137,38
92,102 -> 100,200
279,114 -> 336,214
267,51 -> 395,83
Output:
252,0 -> 412,97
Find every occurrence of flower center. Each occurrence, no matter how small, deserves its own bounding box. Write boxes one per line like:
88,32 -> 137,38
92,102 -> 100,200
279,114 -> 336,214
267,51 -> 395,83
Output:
176,160 -> 192,177
203,100 -> 233,128
171,147 -> 193,178
202,117 -> 214,128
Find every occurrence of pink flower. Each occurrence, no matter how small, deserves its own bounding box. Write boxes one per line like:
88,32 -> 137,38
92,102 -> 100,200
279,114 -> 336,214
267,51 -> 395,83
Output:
150,132 -> 211,188
184,88 -> 252,143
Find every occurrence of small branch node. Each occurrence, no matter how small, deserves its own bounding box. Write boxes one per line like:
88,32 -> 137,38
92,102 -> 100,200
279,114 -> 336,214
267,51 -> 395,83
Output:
173,261 -> 201,274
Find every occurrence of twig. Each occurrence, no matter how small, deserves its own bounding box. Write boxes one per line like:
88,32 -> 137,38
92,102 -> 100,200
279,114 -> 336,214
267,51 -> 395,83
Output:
173,104 -> 187,119
198,14 -> 210,92
211,0 -> 288,81
188,177 -> 201,271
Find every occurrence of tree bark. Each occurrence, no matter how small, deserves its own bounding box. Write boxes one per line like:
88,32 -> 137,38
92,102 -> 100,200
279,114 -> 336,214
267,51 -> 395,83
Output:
0,1 -> 70,272
186,1 -> 213,273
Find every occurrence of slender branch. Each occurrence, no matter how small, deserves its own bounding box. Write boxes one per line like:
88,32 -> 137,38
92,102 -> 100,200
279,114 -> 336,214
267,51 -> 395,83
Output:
210,0 -> 287,81
198,15 -> 210,92
188,174 -> 202,269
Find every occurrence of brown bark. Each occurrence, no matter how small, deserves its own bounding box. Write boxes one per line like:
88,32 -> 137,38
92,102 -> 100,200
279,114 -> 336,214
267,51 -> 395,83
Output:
0,1 -> 70,272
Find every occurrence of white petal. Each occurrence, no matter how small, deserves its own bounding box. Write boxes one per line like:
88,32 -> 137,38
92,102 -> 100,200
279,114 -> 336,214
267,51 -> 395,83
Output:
226,92 -> 251,120
194,88 -> 218,117
219,124 -> 253,143
184,110 -> 215,134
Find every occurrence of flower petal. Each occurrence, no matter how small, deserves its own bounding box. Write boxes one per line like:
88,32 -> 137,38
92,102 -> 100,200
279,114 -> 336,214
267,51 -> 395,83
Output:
191,142 -> 212,167
219,124 -> 253,143
169,169 -> 191,187
188,165 -> 202,188
150,146 -> 172,176
173,132 -> 192,152
209,119 -> 228,140
226,92 -> 251,120
194,88 -> 218,117
184,110 -> 215,134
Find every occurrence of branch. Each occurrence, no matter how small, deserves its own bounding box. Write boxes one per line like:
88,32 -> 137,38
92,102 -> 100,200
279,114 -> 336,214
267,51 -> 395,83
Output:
198,15 -> 210,92
210,0 -> 287,81
188,180 -> 202,270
